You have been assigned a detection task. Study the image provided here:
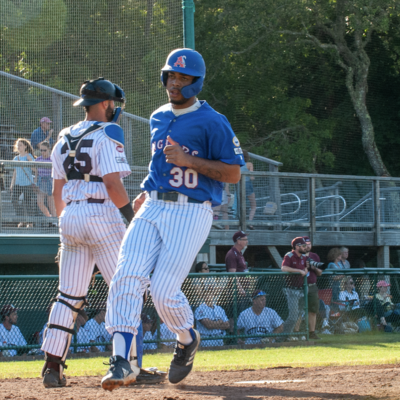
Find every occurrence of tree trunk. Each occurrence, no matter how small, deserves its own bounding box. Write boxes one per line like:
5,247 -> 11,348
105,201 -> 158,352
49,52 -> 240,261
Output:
344,59 -> 390,177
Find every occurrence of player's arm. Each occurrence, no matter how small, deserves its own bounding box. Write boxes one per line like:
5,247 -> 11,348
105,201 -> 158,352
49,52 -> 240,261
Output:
164,136 -> 240,184
281,264 -> 308,276
102,172 -> 134,222
273,324 -> 284,334
199,318 -> 230,330
53,178 -> 67,217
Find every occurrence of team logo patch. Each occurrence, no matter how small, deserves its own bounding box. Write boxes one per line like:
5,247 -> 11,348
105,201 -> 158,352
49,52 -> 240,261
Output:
234,147 -> 243,155
232,136 -> 240,147
174,55 -> 186,68
115,157 -> 127,163
116,145 -> 124,153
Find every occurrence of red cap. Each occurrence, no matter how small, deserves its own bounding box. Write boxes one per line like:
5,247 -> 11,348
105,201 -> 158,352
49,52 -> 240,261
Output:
233,231 -> 247,242
377,280 -> 391,288
291,237 -> 306,248
303,236 -> 311,243
40,117 -> 52,123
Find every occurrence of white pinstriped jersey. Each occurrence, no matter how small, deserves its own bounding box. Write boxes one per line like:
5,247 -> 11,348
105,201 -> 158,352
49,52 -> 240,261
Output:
51,121 -> 131,203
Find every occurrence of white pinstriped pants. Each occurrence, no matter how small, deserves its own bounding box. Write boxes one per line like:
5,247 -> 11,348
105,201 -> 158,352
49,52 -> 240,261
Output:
41,201 -> 126,356
105,193 -> 213,336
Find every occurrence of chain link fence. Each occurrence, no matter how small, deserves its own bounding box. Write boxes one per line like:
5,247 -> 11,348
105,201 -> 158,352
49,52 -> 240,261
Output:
1,270 -> 399,356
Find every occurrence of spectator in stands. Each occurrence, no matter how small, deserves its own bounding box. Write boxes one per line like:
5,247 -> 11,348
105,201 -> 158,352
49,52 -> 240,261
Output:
82,306 -> 111,352
142,314 -> 157,350
194,285 -> 232,347
281,237 -> 308,340
375,280 -> 400,327
35,141 -> 56,219
338,276 -> 365,321
241,150 -> 256,230
339,247 -> 351,269
303,236 -> 324,338
74,310 -> 90,353
10,139 -> 36,228
237,289 -> 283,344
159,319 -> 176,349
213,183 -> 231,230
195,261 -> 209,273
31,117 -> 55,151
0,305 -> 27,357
327,247 -> 345,303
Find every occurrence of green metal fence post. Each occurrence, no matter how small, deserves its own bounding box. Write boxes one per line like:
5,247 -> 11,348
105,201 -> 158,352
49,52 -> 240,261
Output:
233,276 -> 238,345
304,275 -> 309,341
182,0 -> 195,49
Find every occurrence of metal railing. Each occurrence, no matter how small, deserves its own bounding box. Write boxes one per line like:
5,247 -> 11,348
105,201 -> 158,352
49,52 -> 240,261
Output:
0,269 -> 398,355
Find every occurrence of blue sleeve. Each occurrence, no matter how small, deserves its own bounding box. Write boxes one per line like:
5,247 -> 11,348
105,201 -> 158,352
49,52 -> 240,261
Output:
31,129 -> 39,149
327,263 -> 338,270
207,115 -> 245,166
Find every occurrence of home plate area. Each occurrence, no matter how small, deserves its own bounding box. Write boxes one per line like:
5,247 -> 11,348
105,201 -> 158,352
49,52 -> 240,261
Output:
1,364 -> 399,399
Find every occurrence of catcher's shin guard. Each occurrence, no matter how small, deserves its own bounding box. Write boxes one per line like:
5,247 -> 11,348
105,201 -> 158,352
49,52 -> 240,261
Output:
42,292 -> 88,382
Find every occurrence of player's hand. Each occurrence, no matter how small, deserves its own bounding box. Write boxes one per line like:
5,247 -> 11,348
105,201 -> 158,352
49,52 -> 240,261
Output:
299,269 -> 307,277
163,136 -> 190,166
132,192 -> 146,213
49,129 -> 54,135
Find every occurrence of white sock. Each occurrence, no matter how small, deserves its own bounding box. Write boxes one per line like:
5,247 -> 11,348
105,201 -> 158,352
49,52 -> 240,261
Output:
177,329 -> 194,345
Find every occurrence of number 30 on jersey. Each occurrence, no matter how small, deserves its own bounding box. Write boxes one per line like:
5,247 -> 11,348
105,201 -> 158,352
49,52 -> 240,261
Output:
169,167 -> 198,189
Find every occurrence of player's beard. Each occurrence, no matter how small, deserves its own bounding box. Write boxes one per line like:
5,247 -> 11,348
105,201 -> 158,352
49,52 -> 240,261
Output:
105,104 -> 114,121
169,89 -> 191,105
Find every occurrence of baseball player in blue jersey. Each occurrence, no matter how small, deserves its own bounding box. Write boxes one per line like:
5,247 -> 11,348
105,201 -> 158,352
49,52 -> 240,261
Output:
102,48 -> 245,391
40,78 -> 137,388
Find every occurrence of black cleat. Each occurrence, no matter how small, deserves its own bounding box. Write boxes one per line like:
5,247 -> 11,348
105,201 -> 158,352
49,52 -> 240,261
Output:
168,329 -> 200,384
101,355 -> 139,391
42,368 -> 67,388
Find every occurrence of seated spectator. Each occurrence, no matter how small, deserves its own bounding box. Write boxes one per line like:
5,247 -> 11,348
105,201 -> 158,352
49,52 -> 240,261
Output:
31,117 -> 55,151
237,289 -> 283,344
375,280 -> 400,327
338,277 -> 366,321
35,141 -> 56,219
73,310 -> 90,353
195,261 -> 209,273
82,306 -> 111,352
159,320 -> 176,349
327,247 -> 345,302
194,286 -> 232,347
0,305 -> 27,357
142,314 -> 157,350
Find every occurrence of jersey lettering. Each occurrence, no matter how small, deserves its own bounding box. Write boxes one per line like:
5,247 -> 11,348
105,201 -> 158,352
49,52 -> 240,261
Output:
169,167 -> 198,189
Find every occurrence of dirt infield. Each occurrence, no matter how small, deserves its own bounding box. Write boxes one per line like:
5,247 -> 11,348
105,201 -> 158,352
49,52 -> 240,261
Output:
0,364 -> 399,399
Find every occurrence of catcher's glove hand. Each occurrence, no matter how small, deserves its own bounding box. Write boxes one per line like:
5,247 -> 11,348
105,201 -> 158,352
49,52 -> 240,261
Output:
134,367 -> 167,385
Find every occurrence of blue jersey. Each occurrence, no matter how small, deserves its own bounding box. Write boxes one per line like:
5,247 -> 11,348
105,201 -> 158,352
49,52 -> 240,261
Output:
141,101 -> 245,206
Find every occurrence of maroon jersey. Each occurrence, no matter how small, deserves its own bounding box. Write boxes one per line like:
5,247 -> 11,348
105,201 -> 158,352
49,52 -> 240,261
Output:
282,250 -> 307,288
225,246 -> 248,272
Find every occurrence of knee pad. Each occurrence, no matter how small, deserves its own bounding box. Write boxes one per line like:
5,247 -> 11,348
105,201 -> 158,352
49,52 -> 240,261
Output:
42,291 -> 88,380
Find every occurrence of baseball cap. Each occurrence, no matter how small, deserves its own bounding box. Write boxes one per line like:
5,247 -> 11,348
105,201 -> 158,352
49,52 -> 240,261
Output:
291,237 -> 306,248
303,236 -> 311,243
377,280 -> 391,288
1,304 -> 18,318
252,289 -> 267,300
233,231 -> 247,242
40,117 -> 52,123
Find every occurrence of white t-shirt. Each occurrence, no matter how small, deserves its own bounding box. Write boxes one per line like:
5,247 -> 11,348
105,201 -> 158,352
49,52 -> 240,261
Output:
237,307 -> 284,344
0,324 -> 27,357
195,303 -> 228,347
51,121 -> 131,203
81,319 -> 112,352
339,290 -> 360,310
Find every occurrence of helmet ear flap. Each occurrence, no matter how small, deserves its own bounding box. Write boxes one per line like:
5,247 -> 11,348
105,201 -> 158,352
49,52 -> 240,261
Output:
161,71 -> 168,87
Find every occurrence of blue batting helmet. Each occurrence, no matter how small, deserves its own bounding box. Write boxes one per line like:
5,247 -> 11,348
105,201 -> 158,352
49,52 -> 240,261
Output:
161,48 -> 206,98
73,77 -> 126,107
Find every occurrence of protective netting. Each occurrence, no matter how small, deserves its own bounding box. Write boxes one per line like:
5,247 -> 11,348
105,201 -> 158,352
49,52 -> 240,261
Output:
0,160 -> 147,233
1,270 -> 398,355
1,0 -> 183,166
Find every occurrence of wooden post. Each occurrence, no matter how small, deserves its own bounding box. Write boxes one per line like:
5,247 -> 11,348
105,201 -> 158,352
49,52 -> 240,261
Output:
240,174 -> 247,231
269,164 -> 281,230
377,246 -> 390,268
309,177 -> 316,243
374,180 -> 381,246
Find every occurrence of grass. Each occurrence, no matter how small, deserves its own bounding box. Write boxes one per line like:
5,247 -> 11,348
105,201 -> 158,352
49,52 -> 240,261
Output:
0,333 -> 399,379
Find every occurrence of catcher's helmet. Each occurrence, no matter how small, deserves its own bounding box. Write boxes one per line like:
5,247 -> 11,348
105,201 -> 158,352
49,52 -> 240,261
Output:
161,48 -> 206,98
73,77 -> 126,107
